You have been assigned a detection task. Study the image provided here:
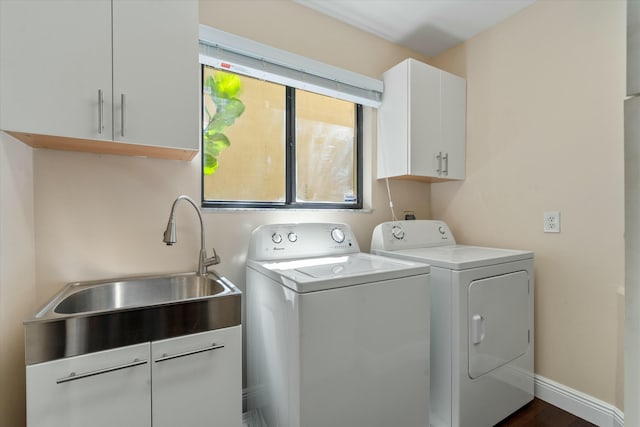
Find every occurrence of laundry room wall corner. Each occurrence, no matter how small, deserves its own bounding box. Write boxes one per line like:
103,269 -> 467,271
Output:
429,0 -> 625,408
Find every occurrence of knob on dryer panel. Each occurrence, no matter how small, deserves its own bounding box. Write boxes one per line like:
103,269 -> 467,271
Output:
393,220 -> 456,246
371,220 -> 457,250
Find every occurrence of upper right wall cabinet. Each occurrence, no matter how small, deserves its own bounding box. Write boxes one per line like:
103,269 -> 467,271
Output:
377,58 -> 466,181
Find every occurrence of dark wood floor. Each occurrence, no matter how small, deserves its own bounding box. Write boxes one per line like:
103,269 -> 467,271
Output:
495,398 -> 596,427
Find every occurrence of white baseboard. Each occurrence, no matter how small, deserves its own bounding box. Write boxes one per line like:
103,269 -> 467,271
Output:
243,376 -> 626,427
535,375 -> 624,427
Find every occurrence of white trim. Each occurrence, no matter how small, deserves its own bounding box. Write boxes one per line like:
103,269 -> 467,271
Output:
243,377 -> 626,426
535,375 -> 624,426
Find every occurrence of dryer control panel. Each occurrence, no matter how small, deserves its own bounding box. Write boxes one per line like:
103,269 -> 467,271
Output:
370,220 -> 456,251
248,222 -> 360,261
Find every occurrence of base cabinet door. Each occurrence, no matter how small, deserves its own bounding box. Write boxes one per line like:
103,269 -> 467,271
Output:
26,343 -> 151,427
151,326 -> 242,427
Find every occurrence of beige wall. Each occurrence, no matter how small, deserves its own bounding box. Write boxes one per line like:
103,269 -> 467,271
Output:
0,133 -> 36,427
30,1 -> 431,307
198,0 -> 430,79
430,0 -> 625,406
0,2 -> 430,425
0,0 -> 626,424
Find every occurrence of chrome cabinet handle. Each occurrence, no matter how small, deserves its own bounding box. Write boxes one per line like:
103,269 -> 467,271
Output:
98,89 -> 104,134
56,358 -> 148,384
443,152 -> 449,176
436,152 -> 442,175
121,93 -> 126,137
155,343 -> 225,363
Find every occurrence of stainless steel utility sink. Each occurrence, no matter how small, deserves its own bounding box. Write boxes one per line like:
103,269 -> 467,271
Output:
53,274 -> 228,315
24,272 -> 241,365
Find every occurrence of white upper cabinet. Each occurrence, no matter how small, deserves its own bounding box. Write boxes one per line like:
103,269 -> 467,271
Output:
0,0 -> 199,160
377,58 -> 466,181
440,70 -> 466,179
629,0 -> 640,96
0,1 -> 113,141
111,0 -> 198,151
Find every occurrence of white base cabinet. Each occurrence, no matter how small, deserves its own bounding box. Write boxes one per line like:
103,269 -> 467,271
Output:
26,326 -> 242,427
26,342 -> 151,427
152,327 -> 242,427
0,0 -> 199,160
377,58 -> 466,181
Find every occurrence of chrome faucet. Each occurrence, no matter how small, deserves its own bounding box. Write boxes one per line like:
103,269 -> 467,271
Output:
162,195 -> 220,276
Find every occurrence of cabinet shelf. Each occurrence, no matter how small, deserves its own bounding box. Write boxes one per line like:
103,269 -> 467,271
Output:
7,131 -> 197,161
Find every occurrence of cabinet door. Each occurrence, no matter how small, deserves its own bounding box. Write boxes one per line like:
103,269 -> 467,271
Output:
112,0 -> 198,151
629,0 -> 640,95
377,60 -> 410,178
408,59 -> 441,177
441,71 -> 466,179
26,343 -> 151,427
152,326 -> 242,427
0,0 -> 112,140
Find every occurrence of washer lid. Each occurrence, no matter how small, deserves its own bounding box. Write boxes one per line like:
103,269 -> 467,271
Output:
373,245 -> 532,270
247,253 -> 430,293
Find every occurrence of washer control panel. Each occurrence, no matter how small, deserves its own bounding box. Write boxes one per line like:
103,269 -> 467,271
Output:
370,220 -> 456,251
248,222 -> 360,261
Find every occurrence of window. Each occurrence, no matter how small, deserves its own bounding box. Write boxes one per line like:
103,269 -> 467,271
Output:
201,65 -> 363,209
198,26 -> 382,210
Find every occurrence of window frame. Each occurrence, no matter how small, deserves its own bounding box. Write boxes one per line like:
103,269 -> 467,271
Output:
200,66 -> 364,210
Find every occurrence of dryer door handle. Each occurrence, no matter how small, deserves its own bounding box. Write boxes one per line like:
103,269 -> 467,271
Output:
471,314 -> 485,345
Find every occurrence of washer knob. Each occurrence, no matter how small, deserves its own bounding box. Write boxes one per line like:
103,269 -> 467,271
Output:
288,232 -> 298,242
331,228 -> 345,243
391,225 -> 405,240
272,233 -> 283,244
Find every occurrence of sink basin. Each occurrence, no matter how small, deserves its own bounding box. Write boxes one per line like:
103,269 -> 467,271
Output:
53,274 -> 227,315
24,272 -> 241,365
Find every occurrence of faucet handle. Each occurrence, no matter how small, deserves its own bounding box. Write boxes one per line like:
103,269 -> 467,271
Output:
205,248 -> 221,266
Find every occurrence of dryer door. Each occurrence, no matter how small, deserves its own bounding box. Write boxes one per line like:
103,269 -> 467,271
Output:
468,271 -> 530,379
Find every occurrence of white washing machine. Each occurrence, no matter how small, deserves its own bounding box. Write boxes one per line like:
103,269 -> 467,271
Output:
371,220 -> 534,427
246,222 -> 431,427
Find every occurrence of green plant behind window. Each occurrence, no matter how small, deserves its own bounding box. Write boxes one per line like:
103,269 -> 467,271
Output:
203,70 -> 245,175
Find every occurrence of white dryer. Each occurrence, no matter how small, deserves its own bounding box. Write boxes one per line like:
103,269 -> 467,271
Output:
371,220 -> 534,427
246,222 -> 431,427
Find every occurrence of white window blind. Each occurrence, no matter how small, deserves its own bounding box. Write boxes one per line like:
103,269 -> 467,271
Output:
199,25 -> 383,108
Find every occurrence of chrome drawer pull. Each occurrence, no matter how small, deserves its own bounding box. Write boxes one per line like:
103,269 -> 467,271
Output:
436,152 -> 442,174
56,358 -> 148,384
155,343 -> 224,363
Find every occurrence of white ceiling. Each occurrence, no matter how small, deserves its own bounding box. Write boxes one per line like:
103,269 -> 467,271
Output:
294,0 -> 536,57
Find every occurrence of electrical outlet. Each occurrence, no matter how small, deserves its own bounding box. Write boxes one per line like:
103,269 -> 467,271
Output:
544,211 -> 560,233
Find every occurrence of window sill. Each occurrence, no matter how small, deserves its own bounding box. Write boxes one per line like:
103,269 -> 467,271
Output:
201,207 -> 373,214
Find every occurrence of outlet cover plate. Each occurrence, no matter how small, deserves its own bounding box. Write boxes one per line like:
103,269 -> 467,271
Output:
544,211 -> 560,233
